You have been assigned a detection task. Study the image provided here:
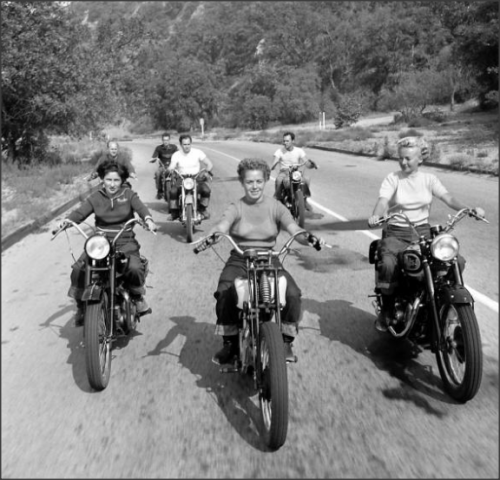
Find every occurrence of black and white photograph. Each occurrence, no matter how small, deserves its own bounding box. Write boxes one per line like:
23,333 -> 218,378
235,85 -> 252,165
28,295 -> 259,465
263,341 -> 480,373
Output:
2,1 -> 498,477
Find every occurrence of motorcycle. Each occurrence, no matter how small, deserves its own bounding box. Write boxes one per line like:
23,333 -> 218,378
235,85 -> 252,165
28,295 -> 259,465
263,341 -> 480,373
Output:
278,161 -> 317,228
369,208 -> 489,403
194,230 -> 327,450
51,217 -> 155,391
171,168 -> 210,243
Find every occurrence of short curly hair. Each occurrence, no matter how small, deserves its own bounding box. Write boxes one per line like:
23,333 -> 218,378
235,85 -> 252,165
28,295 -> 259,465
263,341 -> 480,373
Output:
97,159 -> 129,183
237,158 -> 271,182
397,136 -> 430,162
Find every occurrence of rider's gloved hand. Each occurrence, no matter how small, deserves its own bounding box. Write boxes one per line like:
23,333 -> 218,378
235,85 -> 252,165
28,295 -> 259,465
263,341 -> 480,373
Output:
149,159 -> 157,163
306,232 -> 325,250
470,207 -> 485,219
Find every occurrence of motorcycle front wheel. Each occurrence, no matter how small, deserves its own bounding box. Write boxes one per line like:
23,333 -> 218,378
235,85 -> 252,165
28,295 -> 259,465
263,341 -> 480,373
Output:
185,204 -> 194,243
293,190 -> 306,228
84,296 -> 112,391
435,303 -> 483,403
258,322 -> 288,451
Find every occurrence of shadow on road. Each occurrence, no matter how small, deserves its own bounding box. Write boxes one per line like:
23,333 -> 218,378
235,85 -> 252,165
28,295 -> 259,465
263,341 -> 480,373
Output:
144,316 -> 271,451
40,303 -> 90,392
302,297 -> 454,410
41,303 -> 143,393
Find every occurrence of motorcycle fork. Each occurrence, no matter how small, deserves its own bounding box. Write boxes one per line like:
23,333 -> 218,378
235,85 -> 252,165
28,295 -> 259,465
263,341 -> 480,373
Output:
422,257 -> 441,353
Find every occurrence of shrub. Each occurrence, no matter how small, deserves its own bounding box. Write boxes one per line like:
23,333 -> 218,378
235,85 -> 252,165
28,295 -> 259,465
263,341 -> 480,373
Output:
407,116 -> 435,128
334,95 -> 362,129
398,128 -> 423,138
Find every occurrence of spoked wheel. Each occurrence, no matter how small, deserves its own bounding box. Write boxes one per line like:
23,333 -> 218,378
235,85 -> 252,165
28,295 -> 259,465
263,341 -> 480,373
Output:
293,190 -> 305,228
435,303 -> 483,403
84,295 -> 112,391
185,204 -> 194,243
258,322 -> 288,450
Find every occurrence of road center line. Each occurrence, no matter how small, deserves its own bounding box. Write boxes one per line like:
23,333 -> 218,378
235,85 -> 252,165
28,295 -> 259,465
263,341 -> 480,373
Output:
207,147 -> 499,313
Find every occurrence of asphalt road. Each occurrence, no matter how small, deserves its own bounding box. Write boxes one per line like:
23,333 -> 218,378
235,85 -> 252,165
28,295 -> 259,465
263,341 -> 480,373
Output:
2,139 -> 498,478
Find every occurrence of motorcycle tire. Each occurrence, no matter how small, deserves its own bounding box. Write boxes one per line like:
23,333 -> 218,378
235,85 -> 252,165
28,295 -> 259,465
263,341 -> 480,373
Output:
435,303 -> 483,403
185,204 -> 194,243
293,190 -> 306,228
84,296 -> 112,391
163,178 -> 171,206
258,322 -> 288,451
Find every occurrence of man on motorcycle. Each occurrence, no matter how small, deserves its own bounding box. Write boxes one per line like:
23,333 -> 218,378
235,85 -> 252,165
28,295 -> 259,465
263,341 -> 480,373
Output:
88,141 -> 137,183
367,136 -> 485,331
149,133 -> 178,199
271,131 -> 318,211
58,159 -> 157,326
167,134 -> 214,220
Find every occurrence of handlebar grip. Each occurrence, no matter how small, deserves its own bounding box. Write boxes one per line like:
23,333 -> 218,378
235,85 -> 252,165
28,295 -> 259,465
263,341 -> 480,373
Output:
307,233 -> 322,251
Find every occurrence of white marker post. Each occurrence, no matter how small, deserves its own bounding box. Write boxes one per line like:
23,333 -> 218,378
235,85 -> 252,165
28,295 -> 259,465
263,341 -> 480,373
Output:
200,118 -> 205,137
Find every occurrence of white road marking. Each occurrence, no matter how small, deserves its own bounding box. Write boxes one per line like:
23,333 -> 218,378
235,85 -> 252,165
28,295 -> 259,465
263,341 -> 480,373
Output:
207,146 -> 499,313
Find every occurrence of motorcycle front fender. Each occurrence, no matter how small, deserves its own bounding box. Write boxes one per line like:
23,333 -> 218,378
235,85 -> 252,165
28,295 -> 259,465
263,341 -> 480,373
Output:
82,283 -> 103,302
185,193 -> 194,205
436,285 -> 474,305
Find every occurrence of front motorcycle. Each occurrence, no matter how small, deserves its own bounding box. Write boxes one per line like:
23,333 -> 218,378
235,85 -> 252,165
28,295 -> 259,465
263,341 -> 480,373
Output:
278,161 -> 317,228
194,230 -> 328,450
52,217 -> 154,391
171,168 -> 209,243
369,208 -> 489,403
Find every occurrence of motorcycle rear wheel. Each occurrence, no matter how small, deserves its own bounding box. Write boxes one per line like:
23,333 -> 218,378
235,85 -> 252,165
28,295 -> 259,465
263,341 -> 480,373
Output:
185,204 -> 194,243
435,303 -> 482,403
84,296 -> 111,391
293,190 -> 305,228
258,322 -> 288,450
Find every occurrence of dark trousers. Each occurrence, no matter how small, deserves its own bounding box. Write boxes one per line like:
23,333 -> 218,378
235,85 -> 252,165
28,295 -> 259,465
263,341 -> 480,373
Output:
213,251 -> 302,337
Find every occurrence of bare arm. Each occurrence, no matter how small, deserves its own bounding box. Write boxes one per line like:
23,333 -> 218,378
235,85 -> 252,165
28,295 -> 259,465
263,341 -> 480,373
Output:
368,197 -> 389,227
207,218 -> 231,237
201,154 -> 213,172
271,155 -> 280,171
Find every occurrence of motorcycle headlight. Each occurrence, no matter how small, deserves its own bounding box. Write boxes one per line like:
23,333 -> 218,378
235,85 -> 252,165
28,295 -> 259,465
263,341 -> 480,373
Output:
291,171 -> 302,181
431,233 -> 459,262
183,177 -> 195,190
85,234 -> 111,260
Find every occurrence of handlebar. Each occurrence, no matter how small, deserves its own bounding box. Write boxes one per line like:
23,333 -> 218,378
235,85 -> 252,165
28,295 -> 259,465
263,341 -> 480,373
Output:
372,208 -> 489,233
51,216 -> 156,242
172,168 -> 208,179
193,230 -> 329,255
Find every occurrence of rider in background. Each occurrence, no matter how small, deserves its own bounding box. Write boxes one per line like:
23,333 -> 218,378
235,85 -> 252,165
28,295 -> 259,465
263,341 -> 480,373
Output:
367,136 -> 485,331
149,132 -> 178,199
167,134 -> 214,221
58,159 -> 157,326
89,141 -> 137,183
205,158 -> 325,364
271,131 -> 318,211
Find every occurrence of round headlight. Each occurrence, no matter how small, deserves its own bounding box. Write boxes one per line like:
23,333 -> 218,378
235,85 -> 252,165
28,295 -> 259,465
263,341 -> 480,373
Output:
183,177 -> 195,190
85,234 -> 110,260
291,171 -> 302,181
431,233 -> 459,262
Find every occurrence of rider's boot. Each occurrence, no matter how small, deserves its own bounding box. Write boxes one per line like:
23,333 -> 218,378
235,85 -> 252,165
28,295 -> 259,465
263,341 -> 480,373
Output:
134,295 -> 152,317
156,190 -> 163,200
74,300 -> 85,327
375,294 -> 394,332
213,335 -> 238,365
283,334 -> 296,362
167,209 -> 179,221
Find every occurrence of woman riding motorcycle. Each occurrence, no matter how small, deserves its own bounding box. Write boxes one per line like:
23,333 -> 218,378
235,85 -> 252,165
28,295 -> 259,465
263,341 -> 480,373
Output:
206,158 -> 325,364
367,136 -> 485,331
58,159 -> 158,326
